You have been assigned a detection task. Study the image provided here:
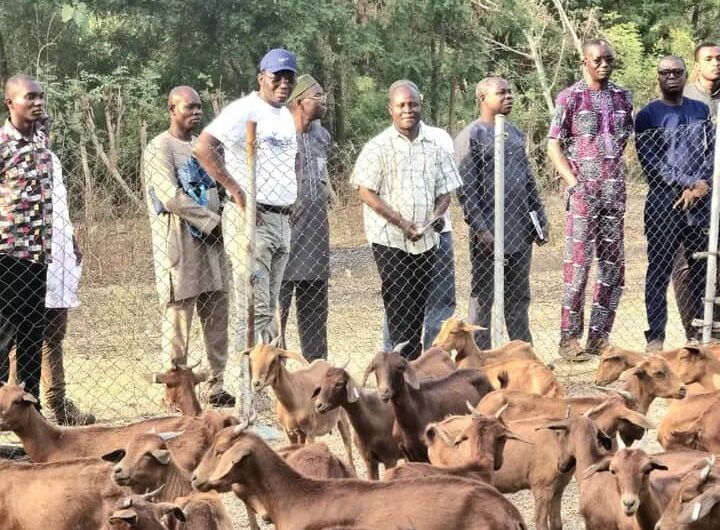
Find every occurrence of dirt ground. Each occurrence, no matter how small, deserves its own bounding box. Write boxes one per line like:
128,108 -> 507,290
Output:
0,183 -> 689,528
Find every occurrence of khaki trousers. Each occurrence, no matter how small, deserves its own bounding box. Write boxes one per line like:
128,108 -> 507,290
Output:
162,290 -> 229,394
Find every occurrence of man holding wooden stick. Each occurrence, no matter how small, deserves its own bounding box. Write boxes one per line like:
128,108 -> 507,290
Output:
195,49 -> 298,351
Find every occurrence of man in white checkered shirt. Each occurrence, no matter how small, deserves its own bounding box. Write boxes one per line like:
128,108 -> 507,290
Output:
351,80 -> 462,359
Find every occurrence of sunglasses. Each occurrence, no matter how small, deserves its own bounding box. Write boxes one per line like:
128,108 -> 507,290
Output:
657,69 -> 685,78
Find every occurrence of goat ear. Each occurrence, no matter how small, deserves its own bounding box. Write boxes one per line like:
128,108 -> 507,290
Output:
454,349 -> 469,363
682,346 -> 704,358
241,348 -> 252,356
505,430 -> 533,444
311,387 -> 321,399
650,457 -> 669,472
150,449 -> 172,465
536,421 -> 569,432
345,378 -> 360,403
208,447 -> 251,483
403,363 -> 420,390
678,486 -> 720,523
361,359 -> 377,387
582,458 -> 611,479
109,509 -> 138,525
426,424 -> 454,447
597,430 -> 613,451
631,366 -> 648,379
158,503 -> 187,523
276,349 -> 309,365
193,369 -> 209,384
464,323 -> 485,332
101,449 -> 126,463
620,410 -> 654,430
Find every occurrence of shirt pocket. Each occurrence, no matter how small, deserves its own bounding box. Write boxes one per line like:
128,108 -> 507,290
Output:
573,110 -> 598,136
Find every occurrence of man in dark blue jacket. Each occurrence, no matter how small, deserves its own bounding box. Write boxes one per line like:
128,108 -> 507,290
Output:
636,55 -> 713,351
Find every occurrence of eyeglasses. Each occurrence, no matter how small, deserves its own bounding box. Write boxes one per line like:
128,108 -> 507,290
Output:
657,69 -> 685,78
264,72 -> 296,85
303,93 -> 327,103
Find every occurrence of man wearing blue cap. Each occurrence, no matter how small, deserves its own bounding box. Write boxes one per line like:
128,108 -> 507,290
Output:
195,49 -> 298,348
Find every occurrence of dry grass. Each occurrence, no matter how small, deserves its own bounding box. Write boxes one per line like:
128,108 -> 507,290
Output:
0,181 -> 691,528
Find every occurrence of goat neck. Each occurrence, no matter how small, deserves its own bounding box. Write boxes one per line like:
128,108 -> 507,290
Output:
572,433 -> 609,488
12,405 -> 62,461
176,390 -> 203,417
269,359 -> 302,411
622,376 -> 653,413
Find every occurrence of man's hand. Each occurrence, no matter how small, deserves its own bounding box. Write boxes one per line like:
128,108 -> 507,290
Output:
674,180 -> 710,210
72,235 -> 83,266
399,219 -> 423,242
474,229 -> 494,251
430,216 -> 445,233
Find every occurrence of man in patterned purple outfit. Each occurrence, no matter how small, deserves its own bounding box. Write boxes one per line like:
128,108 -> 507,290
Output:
548,39 -> 633,361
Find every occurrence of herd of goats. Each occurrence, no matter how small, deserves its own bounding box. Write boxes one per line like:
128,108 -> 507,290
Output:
3,316 -> 720,529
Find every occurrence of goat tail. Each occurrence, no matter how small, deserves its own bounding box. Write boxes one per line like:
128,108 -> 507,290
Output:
497,371 -> 510,389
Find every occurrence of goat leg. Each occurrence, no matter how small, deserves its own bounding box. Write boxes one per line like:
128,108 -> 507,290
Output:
337,410 -> 356,474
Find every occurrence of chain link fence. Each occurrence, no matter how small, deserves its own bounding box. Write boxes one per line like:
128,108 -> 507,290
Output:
1,100 -> 719,430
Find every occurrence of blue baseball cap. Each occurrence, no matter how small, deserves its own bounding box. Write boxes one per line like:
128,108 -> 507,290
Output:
258,49 -> 298,74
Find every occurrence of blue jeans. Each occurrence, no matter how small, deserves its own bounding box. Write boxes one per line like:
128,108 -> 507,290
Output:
382,232 -> 456,351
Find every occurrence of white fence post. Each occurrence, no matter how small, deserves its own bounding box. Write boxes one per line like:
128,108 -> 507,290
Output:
702,108 -> 720,344
493,114 -> 506,347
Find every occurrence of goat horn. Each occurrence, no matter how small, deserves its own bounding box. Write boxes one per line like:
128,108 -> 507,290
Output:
392,341 -> 411,353
594,385 -> 635,402
361,360 -> 376,387
18,381 -> 26,390
701,455 -> 716,480
188,360 -> 201,370
140,484 -> 164,500
341,358 -> 351,370
157,431 -> 184,442
616,432 -> 627,450
564,405 -> 571,419
494,403 -> 509,420
466,400 -> 480,417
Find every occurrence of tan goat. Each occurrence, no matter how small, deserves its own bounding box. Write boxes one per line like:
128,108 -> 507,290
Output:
658,391 -> 720,452
313,366 -> 402,479
0,382 -> 219,472
147,362 -> 207,416
101,431 -> 236,530
192,425 -> 529,530
109,492 -> 186,530
656,456 -> 720,530
594,345 -> 720,390
0,457 -> 126,530
245,343 -> 354,471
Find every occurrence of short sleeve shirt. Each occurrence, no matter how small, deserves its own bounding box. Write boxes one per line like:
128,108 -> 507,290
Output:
548,80 -> 633,184
0,120 -> 53,263
350,124 -> 462,254
204,91 -> 297,206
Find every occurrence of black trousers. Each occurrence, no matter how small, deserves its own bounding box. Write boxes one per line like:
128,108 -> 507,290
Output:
278,279 -> 329,362
469,244 -> 533,350
0,254 -> 47,398
372,244 -> 436,360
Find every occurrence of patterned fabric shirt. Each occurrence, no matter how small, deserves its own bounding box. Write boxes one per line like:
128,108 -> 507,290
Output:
0,120 -> 53,263
351,123 -> 462,254
548,80 -> 633,185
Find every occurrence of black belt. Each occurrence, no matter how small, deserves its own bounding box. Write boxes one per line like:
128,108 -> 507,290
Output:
257,203 -> 293,215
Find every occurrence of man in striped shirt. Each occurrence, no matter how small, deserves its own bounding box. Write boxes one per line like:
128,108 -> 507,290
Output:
351,80 -> 462,359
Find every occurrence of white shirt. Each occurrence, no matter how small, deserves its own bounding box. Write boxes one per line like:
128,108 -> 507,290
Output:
351,123 -> 462,254
46,153 -> 81,309
204,91 -> 297,206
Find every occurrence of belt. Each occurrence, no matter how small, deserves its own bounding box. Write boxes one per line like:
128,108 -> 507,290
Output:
257,203 -> 293,215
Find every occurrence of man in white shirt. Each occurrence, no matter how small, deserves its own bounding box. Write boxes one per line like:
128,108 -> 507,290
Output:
352,80 -> 462,359
195,49 -> 298,345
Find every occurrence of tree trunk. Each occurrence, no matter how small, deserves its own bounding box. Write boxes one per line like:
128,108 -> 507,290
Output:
0,32 -> 9,88
550,0 -> 582,58
525,30 -> 555,116
447,77 -> 456,135
430,37 -> 440,124
79,140 -> 94,226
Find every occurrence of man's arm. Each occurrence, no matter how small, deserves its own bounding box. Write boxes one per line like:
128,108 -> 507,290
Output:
547,139 -> 577,188
357,186 -> 422,242
456,131 -> 493,248
144,141 -> 220,235
193,131 -> 246,209
547,90 -> 578,188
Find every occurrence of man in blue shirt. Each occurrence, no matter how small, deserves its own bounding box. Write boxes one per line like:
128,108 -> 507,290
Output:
635,56 -> 713,352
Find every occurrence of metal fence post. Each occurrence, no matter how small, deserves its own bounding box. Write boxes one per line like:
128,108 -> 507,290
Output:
239,120 -> 257,418
702,108 -> 720,344
493,114 -> 506,347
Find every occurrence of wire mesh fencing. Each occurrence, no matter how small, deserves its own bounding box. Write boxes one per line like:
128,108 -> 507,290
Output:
1,103 -> 719,428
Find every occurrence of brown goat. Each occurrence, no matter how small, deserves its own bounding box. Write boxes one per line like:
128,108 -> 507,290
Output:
109,493 -> 186,530
173,493 -> 234,530
594,345 -> 720,390
192,426 -> 528,530
101,431 -> 238,530
583,445 -> 669,530
656,456 -> 720,530
245,343 -> 354,471
147,362 -> 207,416
431,317 -> 539,365
659,392 -> 720,453
0,382 -> 217,472
363,350 -> 494,461
313,366 -> 402,479
0,457 -> 126,530
477,357 -> 563,396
